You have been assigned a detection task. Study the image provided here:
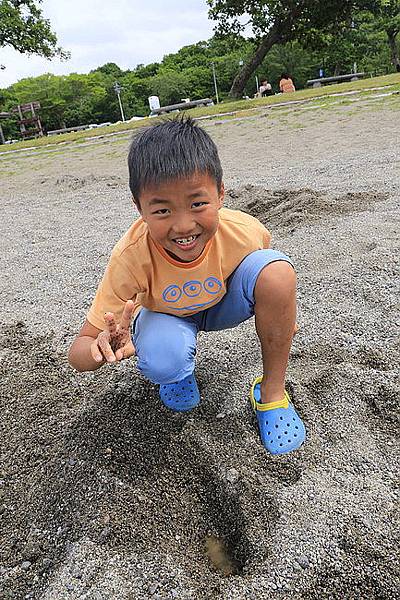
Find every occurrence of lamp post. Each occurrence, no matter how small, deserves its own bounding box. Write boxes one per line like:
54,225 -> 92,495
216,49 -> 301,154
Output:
113,82 -> 126,122
211,63 -> 219,104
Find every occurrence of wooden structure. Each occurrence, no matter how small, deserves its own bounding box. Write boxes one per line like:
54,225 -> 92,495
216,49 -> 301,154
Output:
0,112 -> 8,144
11,102 -> 44,139
307,73 -> 365,88
150,98 -> 214,116
0,101 -> 44,143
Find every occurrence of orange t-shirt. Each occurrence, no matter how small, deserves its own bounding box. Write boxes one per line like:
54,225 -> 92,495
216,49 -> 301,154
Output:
87,207 -> 271,329
280,78 -> 295,93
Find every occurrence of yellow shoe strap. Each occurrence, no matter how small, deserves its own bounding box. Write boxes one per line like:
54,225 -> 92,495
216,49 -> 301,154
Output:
250,376 -> 290,411
255,392 -> 289,411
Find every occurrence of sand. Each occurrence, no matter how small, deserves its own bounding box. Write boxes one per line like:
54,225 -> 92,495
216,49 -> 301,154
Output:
1,93 -> 399,599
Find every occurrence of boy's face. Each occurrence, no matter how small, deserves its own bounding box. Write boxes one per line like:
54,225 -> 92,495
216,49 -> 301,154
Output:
136,173 -> 224,263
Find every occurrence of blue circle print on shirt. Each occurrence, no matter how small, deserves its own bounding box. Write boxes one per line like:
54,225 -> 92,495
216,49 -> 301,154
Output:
203,276 -> 222,295
162,284 -> 182,303
183,280 -> 202,297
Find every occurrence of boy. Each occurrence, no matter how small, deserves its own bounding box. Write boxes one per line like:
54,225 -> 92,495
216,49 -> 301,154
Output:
68,118 -> 305,455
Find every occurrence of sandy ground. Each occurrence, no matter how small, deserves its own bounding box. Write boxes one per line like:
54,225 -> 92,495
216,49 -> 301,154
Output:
1,94 -> 399,599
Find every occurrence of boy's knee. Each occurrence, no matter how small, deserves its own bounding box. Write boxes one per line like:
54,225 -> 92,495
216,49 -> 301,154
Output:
136,332 -> 195,384
255,259 -> 296,300
138,346 -> 193,384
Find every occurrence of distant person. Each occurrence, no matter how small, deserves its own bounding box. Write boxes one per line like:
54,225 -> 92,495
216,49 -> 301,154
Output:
68,117 -> 305,456
279,73 -> 296,93
259,79 -> 274,97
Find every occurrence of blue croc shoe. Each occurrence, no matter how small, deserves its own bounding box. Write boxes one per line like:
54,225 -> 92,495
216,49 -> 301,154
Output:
250,376 -> 306,455
159,374 -> 200,412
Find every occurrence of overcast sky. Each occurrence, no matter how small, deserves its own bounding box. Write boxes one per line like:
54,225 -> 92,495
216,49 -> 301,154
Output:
0,0 -> 216,88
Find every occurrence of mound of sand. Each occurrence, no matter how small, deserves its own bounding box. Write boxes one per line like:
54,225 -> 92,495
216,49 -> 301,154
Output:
225,186 -> 387,231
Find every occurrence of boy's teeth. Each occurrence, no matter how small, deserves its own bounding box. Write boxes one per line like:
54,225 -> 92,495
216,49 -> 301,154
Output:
175,236 -> 196,245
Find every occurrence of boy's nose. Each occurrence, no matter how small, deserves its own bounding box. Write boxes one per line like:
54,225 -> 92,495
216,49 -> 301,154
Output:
171,216 -> 196,236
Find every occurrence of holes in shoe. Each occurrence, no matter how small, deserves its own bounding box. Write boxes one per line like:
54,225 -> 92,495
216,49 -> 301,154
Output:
280,416 -> 283,420
280,443 -> 283,447
288,439 -> 291,443
287,423 -> 290,427
284,431 -> 288,435
294,434 -> 297,437
277,435 -> 281,439
275,425 -> 279,429
295,426 -> 299,430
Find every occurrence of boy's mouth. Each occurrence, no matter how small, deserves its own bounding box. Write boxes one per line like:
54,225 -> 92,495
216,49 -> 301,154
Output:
172,234 -> 200,249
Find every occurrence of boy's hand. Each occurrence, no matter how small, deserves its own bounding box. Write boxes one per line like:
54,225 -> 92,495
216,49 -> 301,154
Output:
91,300 -> 136,363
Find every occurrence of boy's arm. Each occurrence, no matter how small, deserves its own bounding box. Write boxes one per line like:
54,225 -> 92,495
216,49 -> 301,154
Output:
68,300 -> 136,372
68,320 -> 106,372
263,228 -> 272,248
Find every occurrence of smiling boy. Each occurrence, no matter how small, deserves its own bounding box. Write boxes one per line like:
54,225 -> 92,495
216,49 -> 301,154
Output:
68,118 -> 305,455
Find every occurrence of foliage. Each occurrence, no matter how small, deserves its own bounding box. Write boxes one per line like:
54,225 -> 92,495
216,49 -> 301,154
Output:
206,0 -> 380,95
378,0 -> 400,35
0,15 -> 398,141
373,1 -> 400,69
1,72 -> 399,151
0,0 -> 68,58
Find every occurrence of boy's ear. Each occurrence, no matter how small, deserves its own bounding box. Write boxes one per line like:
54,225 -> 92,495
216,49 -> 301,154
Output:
133,195 -> 142,214
218,182 -> 225,208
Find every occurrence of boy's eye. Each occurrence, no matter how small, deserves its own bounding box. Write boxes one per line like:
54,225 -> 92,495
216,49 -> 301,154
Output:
192,201 -> 208,208
153,208 -> 170,215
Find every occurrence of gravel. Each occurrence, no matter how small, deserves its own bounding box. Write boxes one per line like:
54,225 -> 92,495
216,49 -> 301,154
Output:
0,94 -> 399,599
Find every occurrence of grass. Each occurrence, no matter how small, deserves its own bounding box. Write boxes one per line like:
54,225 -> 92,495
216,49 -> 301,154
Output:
1,73 -> 399,155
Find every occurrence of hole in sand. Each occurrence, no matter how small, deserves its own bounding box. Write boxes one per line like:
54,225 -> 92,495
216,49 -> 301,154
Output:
205,534 -> 241,576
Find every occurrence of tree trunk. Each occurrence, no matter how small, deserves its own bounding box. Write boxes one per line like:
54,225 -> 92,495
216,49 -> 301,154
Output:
387,29 -> 400,72
229,21 -> 285,99
334,64 -> 341,76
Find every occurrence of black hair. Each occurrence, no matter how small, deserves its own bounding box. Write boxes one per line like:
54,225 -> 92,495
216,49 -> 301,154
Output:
281,73 -> 290,79
128,117 -> 223,202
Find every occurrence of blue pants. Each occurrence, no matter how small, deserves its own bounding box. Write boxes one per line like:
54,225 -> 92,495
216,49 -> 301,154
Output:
132,249 -> 293,384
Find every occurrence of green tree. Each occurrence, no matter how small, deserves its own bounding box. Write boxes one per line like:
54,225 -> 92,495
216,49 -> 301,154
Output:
0,0 -> 68,58
117,72 -> 152,117
207,0 -> 378,97
312,5 -> 399,75
133,62 -> 160,79
148,70 -> 190,105
156,35 -> 255,101
91,62 -> 125,79
374,0 -> 400,70
7,73 -> 67,129
5,71 -> 110,130
258,42 -> 319,89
